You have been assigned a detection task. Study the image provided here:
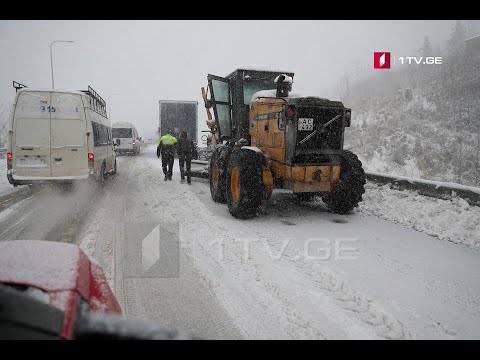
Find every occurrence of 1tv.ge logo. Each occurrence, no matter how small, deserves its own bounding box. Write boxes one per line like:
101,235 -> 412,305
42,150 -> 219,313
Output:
374,51 -> 443,69
374,52 -> 391,69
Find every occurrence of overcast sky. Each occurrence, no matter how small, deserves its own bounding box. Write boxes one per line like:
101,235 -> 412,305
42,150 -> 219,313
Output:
0,20 -> 454,141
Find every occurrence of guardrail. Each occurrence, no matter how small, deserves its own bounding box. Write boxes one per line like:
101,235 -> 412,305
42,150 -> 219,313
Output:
366,172 -> 480,206
191,159 -> 480,206
191,160 -> 208,165
191,160 -> 209,179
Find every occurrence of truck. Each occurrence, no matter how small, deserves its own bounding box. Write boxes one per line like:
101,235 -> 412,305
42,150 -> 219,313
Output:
158,100 -> 198,144
201,69 -> 366,219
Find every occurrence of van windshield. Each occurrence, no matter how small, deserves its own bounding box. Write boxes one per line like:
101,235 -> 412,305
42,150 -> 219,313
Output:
112,128 -> 133,138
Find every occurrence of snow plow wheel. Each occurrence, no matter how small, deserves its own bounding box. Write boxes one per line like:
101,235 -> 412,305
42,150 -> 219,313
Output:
230,166 -> 241,203
322,150 -> 366,214
226,149 -> 263,219
209,149 -> 227,203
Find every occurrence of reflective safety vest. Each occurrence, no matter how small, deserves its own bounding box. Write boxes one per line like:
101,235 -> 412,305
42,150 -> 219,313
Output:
159,134 -> 177,145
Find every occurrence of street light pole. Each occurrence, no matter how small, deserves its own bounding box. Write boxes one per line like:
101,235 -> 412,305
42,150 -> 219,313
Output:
108,94 -> 120,119
50,40 -> 74,89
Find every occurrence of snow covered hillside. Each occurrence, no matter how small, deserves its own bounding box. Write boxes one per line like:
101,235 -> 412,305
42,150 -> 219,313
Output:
342,23 -> 480,188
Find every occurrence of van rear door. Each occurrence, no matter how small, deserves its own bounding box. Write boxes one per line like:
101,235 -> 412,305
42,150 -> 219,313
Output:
12,91 -> 52,178
113,128 -> 133,150
50,92 -> 88,178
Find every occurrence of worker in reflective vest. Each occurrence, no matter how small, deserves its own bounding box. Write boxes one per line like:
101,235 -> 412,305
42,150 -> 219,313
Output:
157,130 -> 177,181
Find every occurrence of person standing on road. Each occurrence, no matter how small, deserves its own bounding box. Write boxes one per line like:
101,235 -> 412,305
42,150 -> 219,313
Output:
157,130 -> 177,181
176,131 -> 194,185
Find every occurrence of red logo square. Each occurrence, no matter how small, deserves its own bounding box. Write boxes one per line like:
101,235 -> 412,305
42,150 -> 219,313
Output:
374,52 -> 391,69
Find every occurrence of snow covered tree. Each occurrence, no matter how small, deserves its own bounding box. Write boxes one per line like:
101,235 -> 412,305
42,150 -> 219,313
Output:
447,20 -> 467,55
342,26 -> 480,187
421,36 -> 433,58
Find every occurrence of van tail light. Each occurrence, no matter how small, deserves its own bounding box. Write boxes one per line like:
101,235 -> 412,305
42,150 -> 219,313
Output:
88,153 -> 94,169
7,152 -> 12,170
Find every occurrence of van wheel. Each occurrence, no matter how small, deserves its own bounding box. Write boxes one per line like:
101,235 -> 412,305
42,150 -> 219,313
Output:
99,162 -> 106,183
7,174 -> 19,187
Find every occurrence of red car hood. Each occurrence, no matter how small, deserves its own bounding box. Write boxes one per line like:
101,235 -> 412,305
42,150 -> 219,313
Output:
0,240 -> 90,297
0,240 -> 121,339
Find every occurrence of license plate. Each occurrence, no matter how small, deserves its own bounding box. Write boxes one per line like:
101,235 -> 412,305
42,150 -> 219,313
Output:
18,158 -> 46,167
298,118 -> 314,131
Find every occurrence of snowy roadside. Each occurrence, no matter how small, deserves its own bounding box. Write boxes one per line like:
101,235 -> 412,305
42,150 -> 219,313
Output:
359,183 -> 480,249
0,158 -> 26,197
76,148 -> 480,339
137,156 -> 408,339
0,158 -> 13,196
148,158 -> 480,339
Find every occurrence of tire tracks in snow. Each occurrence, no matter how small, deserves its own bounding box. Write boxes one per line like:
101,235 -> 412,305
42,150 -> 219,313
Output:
139,156 -> 314,339
244,209 -> 411,339
292,258 -> 410,339
184,181 -> 411,339
77,156 -> 133,313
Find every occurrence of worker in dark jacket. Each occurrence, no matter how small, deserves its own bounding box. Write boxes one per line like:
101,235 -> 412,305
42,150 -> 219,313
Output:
176,131 -> 194,185
157,130 -> 177,181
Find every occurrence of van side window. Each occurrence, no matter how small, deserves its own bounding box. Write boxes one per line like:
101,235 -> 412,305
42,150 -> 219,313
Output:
92,121 -> 111,147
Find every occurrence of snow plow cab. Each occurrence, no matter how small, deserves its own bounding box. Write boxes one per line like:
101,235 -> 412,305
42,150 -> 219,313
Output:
202,69 -> 366,219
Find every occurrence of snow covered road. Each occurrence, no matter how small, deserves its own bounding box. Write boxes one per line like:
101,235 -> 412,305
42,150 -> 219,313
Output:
186,168 -> 480,339
0,182 -> 95,242
1,145 -> 479,339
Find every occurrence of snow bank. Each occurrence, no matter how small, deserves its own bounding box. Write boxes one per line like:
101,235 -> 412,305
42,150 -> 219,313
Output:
360,183 -> 480,248
0,158 -> 27,198
0,158 -> 17,196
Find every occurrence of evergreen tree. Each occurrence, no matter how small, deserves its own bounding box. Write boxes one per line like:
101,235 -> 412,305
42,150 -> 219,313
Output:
447,20 -> 467,54
421,36 -> 433,58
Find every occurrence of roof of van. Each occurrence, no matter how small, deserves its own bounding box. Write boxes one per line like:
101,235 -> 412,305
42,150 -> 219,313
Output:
112,122 -> 137,129
17,88 -> 85,96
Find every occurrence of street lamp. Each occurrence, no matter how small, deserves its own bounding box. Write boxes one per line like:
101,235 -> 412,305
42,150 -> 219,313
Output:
108,94 -> 120,119
50,40 -> 74,89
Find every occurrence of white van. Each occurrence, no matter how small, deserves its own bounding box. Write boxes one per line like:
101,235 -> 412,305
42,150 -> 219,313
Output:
6,85 -> 117,186
112,122 -> 141,155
